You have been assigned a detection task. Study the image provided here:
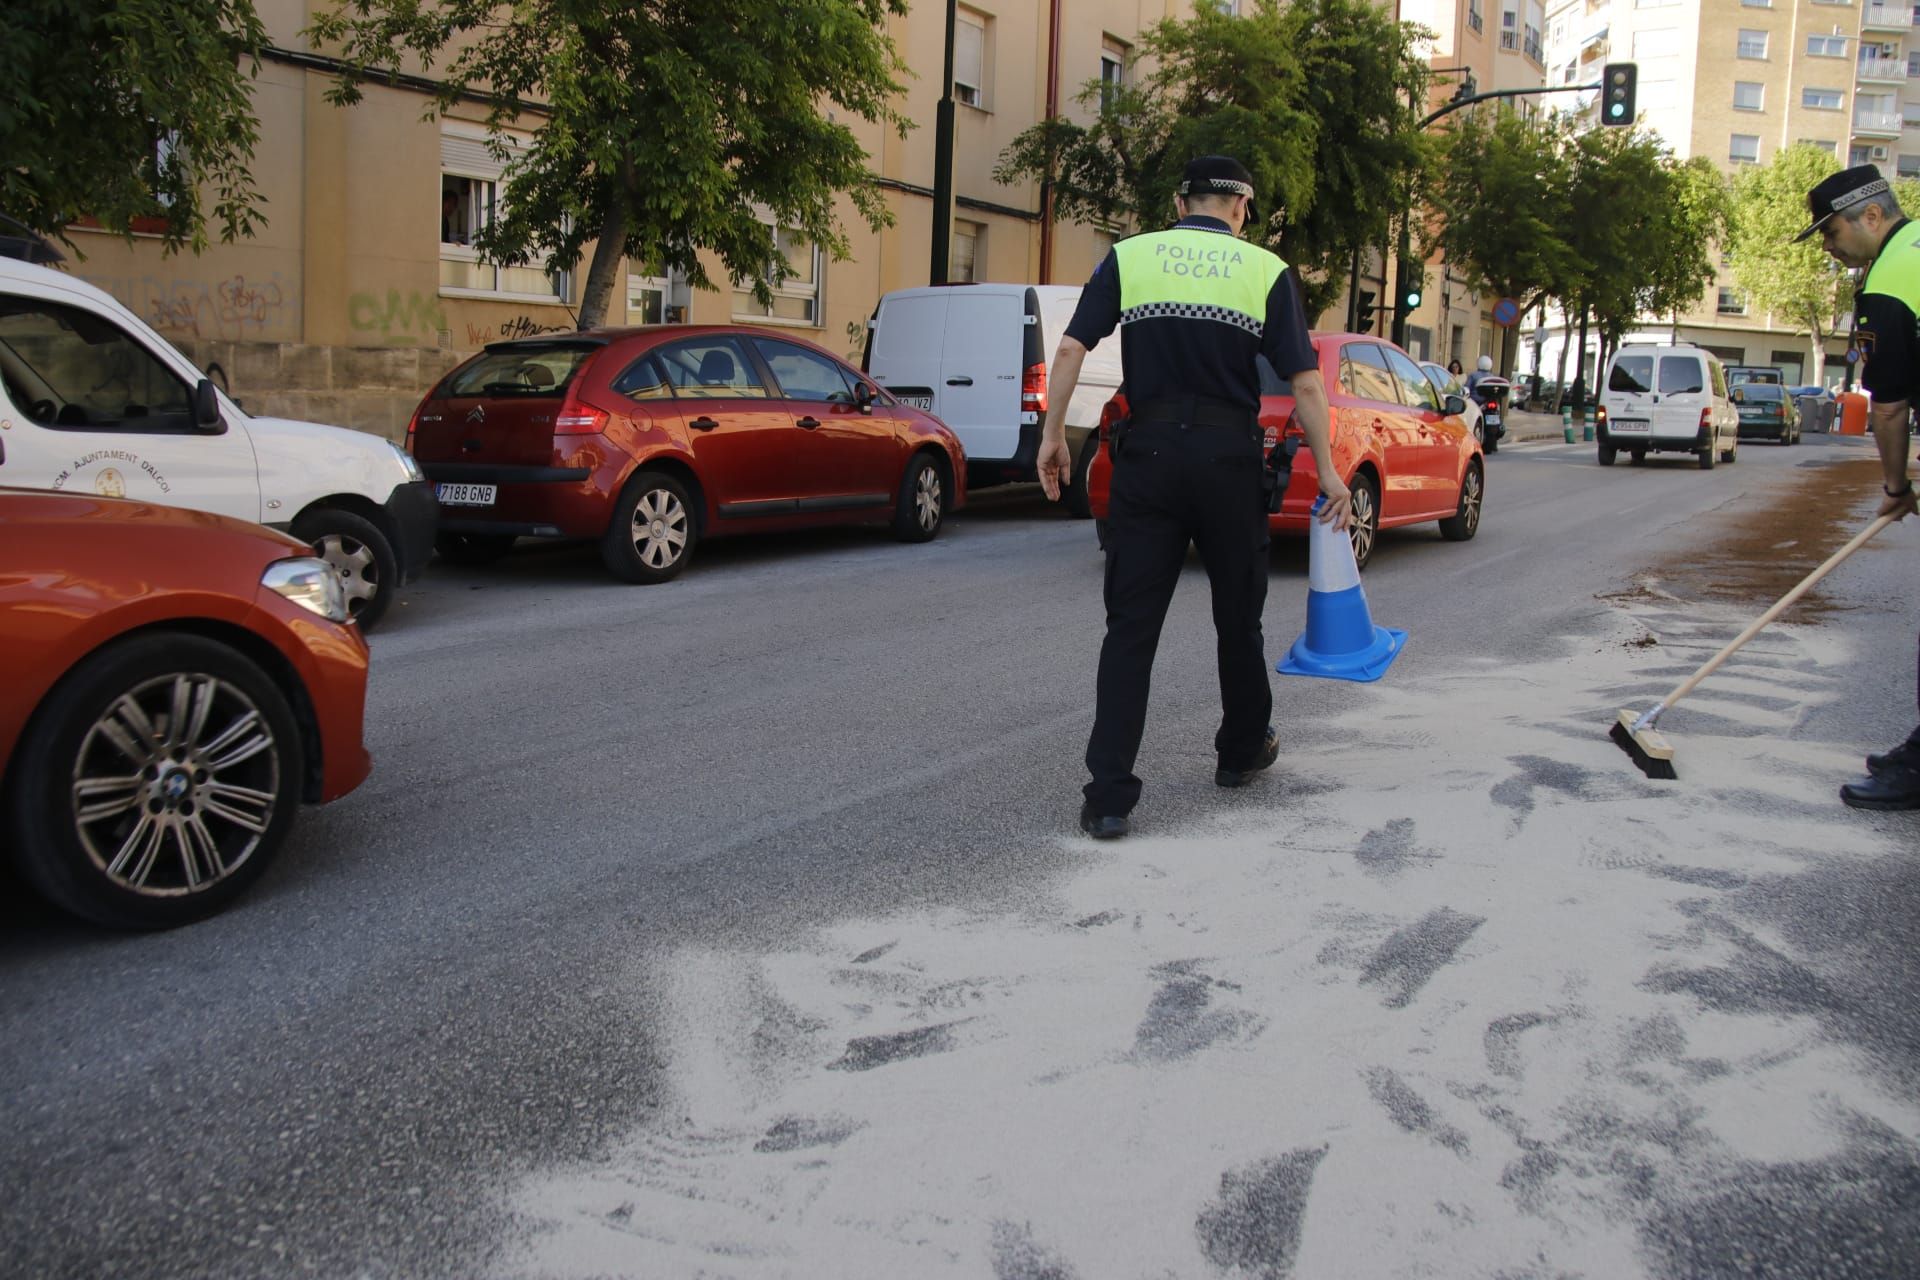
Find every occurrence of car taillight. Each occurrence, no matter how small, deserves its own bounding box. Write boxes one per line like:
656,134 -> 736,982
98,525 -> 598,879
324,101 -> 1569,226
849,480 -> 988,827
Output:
1098,394 -> 1127,440
554,400 -> 609,434
1699,407 -> 1712,431
1596,405 -> 1609,425
1022,362 -> 1048,415
405,400 -> 423,454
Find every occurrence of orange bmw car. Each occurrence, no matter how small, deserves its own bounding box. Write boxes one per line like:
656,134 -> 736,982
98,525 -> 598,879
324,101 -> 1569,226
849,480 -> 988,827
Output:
1,489 -> 371,928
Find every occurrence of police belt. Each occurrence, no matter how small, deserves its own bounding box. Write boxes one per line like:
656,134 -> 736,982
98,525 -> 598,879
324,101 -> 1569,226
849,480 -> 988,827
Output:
1129,395 -> 1258,430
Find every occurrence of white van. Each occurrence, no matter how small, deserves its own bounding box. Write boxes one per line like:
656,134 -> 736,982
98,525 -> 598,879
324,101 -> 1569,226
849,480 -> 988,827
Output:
0,257 -> 435,628
1597,343 -> 1739,469
863,283 -> 1121,517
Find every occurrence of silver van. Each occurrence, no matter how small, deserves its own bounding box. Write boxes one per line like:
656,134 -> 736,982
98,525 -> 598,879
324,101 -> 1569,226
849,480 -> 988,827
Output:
863,283 -> 1121,517
1597,344 -> 1739,469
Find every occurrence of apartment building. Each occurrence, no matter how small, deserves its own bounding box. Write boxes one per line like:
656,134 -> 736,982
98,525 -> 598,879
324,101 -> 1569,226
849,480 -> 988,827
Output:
1534,0 -> 1912,389
55,1 -> 1204,438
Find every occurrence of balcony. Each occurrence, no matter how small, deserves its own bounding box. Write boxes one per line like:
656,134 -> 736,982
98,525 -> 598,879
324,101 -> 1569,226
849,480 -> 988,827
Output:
1862,1 -> 1913,29
1857,52 -> 1909,81
1854,108 -> 1905,135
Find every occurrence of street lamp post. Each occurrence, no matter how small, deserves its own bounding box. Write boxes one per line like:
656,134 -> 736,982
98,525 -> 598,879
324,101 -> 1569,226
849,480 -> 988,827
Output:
930,0 -> 957,285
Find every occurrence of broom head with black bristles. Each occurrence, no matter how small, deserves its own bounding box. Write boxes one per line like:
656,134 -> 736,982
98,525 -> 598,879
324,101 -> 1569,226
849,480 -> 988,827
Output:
1611,709 -> 1677,780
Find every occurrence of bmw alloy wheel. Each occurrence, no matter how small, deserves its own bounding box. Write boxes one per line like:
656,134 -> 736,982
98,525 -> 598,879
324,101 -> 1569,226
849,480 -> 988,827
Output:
629,487 -> 689,571
70,673 -> 281,898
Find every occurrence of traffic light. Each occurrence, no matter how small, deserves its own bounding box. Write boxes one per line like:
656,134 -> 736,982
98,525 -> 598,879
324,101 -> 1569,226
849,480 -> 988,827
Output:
1401,271 -> 1425,312
1356,289 -> 1377,332
1601,62 -> 1638,126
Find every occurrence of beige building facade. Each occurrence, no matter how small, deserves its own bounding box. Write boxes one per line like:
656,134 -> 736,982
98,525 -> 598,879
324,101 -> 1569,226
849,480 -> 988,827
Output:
59,0 -> 1209,440
1533,0 -> 1914,388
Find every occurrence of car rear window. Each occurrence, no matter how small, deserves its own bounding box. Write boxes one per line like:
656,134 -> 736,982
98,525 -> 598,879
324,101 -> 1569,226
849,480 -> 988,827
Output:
1658,357 -> 1705,395
1739,384 -> 1783,401
1609,355 -> 1654,393
447,345 -> 594,398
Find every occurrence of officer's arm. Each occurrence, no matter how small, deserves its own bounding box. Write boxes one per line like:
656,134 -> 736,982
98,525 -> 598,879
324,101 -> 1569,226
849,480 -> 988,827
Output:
1855,291 -> 1918,519
1868,397 -> 1916,518
1289,370 -> 1353,530
1036,337 -> 1087,502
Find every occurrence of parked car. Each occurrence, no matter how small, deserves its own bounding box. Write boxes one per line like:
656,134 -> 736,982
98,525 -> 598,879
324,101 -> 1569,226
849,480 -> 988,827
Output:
1733,382 -> 1801,444
1726,364 -> 1786,388
1420,360 -> 1485,445
1,489 -> 372,928
408,327 -> 965,582
0,258 -> 437,629
1595,343 -> 1739,469
863,283 -> 1118,516
1087,334 -> 1484,570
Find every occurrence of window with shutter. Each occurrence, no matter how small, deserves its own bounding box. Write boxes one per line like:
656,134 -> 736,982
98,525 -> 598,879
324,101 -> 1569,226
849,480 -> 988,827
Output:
954,12 -> 986,108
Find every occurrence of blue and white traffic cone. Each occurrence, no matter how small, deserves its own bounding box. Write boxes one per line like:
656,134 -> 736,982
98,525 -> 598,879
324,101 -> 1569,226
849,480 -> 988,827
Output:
1277,496 -> 1408,683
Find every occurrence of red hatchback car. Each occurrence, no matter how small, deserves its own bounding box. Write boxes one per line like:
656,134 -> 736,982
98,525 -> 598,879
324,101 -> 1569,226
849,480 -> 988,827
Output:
1088,332 -> 1484,569
1,490 -> 372,928
409,326 -> 967,582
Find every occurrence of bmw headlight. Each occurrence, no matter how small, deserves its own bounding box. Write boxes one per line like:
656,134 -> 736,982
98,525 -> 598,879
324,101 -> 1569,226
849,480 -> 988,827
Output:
390,441 -> 426,483
263,557 -> 351,623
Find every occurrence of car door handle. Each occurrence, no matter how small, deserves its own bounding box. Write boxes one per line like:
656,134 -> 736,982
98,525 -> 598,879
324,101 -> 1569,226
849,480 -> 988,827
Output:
796,416 -> 821,429
946,376 -> 973,386
689,416 -> 719,431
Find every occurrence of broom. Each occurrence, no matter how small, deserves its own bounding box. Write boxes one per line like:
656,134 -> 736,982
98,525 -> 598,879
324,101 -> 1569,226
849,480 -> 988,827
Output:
1611,512 -> 1898,779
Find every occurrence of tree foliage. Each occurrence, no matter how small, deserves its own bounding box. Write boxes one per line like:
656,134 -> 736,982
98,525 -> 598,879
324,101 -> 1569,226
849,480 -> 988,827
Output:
1431,109 -> 1573,328
308,0 -> 911,327
1727,144 -> 1851,378
994,0 -> 1430,318
4,0 -> 267,254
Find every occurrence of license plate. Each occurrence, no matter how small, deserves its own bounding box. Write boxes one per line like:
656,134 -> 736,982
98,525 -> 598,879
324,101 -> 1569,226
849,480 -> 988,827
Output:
1483,412 -> 1501,426
898,394 -> 934,411
1610,418 -> 1650,432
436,482 -> 496,507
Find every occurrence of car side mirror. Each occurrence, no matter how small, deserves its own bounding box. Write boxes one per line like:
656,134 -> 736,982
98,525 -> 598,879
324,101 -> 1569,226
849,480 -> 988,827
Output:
854,381 -> 876,414
1443,393 -> 1467,416
192,378 -> 223,430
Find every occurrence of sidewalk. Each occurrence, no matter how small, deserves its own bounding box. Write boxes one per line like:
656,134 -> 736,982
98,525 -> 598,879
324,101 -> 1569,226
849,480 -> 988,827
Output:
1504,409 -> 1571,444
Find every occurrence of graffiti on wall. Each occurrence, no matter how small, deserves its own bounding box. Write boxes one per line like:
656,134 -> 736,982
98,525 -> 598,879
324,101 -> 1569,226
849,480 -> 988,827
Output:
348,290 -> 447,342
463,315 -> 571,346
82,272 -> 295,342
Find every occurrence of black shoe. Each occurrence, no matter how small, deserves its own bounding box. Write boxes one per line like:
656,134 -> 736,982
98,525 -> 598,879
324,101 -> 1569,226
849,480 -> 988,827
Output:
1841,765 -> 1920,811
1079,803 -> 1129,839
1866,740 -> 1920,775
1215,726 -> 1280,788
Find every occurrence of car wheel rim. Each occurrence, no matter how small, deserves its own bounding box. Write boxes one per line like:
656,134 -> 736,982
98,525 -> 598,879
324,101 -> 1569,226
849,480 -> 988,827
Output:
914,466 -> 942,532
1461,469 -> 1482,534
1351,486 -> 1377,565
631,488 -> 689,569
315,534 -> 378,615
70,674 -> 280,898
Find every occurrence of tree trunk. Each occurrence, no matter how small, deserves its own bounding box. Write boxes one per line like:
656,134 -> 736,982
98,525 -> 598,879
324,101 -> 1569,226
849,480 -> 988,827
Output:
1551,309 -> 1571,413
1809,324 -> 1826,385
1574,303 -> 1591,410
577,198 -> 630,331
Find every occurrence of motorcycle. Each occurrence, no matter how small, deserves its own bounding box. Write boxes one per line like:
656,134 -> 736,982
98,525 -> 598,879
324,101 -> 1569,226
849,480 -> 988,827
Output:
1471,376 -> 1508,454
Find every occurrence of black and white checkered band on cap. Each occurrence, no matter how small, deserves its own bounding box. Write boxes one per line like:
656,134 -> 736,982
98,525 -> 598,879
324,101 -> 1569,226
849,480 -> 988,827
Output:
1832,178 -> 1891,212
1179,178 -> 1255,200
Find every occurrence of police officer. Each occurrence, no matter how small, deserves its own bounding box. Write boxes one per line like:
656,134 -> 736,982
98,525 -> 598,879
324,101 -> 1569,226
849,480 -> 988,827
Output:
1797,164 -> 1920,809
1037,155 -> 1351,839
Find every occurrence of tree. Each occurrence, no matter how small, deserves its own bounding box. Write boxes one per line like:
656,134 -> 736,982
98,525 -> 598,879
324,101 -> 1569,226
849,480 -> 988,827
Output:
5,0 -> 267,254
309,0 -> 911,328
994,0 -> 1429,318
1727,143 -> 1852,383
1431,108 -> 1574,373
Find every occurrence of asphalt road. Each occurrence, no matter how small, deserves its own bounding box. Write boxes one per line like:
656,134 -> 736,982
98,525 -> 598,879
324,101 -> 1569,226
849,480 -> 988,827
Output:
2,430 -> 1915,1278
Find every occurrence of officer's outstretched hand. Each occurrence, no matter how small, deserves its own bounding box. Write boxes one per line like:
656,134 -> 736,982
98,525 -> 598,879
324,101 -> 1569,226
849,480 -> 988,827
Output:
1036,433 -> 1072,502
1317,476 -> 1354,531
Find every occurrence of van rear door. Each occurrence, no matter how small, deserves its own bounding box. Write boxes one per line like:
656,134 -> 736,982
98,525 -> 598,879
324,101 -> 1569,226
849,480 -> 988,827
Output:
1655,353 -> 1708,441
867,292 -> 947,414
938,290 -> 1027,463
1604,353 -> 1656,444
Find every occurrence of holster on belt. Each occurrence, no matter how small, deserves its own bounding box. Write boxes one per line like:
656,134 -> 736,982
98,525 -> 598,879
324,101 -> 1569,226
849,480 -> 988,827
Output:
1262,436 -> 1298,514
1108,415 -> 1132,458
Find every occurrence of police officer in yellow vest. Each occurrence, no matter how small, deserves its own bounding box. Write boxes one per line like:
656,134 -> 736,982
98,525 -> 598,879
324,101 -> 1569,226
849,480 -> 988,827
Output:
1798,163 -> 1920,808
1037,155 -> 1351,839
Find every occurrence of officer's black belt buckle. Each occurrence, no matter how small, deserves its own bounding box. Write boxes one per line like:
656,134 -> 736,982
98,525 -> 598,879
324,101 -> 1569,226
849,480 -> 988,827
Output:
1131,395 -> 1256,431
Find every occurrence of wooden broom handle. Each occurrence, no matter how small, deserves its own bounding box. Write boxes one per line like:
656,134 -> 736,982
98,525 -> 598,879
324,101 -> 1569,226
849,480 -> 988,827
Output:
1661,513 -> 1898,711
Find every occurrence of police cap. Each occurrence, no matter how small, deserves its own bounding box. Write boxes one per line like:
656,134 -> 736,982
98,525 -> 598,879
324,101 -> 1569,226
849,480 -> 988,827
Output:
1178,155 -> 1258,221
1793,164 -> 1892,243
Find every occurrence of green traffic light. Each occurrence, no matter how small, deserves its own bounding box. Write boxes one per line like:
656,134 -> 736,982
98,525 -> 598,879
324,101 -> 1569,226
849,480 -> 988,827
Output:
1405,291 -> 1422,308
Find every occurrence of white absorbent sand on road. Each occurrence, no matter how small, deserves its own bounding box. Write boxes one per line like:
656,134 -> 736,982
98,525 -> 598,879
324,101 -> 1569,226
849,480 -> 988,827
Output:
496,598 -> 1917,1279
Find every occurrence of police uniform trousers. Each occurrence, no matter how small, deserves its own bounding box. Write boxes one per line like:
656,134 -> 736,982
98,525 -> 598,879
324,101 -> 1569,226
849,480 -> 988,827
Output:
1085,408 -> 1272,816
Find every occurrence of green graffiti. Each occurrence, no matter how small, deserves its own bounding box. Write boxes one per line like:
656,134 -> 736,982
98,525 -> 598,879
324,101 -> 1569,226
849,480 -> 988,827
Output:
348,289 -> 446,340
